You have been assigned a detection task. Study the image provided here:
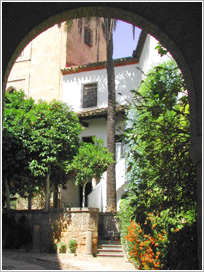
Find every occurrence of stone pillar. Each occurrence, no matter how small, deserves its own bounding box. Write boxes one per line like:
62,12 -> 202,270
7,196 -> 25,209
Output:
85,230 -> 93,255
190,136 -> 202,270
32,224 -> 41,252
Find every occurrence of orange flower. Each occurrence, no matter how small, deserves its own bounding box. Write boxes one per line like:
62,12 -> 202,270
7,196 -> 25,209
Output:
175,228 -> 179,232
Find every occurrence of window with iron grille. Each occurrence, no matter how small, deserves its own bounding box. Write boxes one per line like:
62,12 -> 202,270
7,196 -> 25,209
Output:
84,27 -> 93,47
83,83 -> 97,108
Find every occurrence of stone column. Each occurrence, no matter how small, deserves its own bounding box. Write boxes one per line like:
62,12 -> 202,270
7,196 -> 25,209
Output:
85,230 -> 93,255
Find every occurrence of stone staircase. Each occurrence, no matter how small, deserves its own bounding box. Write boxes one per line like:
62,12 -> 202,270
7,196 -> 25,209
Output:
96,239 -> 124,257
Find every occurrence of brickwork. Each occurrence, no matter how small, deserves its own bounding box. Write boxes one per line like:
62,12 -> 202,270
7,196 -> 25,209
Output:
3,208 -> 99,255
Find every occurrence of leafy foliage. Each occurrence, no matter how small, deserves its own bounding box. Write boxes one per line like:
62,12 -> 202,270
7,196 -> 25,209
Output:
125,60 -> 196,221
164,222 -> 198,269
117,60 -> 197,269
3,90 -> 83,200
68,239 -> 77,253
57,241 -> 67,253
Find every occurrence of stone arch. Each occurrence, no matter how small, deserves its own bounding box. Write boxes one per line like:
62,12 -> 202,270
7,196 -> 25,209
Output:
2,2 -> 202,267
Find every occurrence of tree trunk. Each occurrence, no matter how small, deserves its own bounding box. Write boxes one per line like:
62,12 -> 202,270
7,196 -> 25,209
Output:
5,179 -> 10,210
53,183 -> 58,209
28,192 -> 32,211
82,183 -> 86,208
106,18 -> 116,212
45,173 -> 50,211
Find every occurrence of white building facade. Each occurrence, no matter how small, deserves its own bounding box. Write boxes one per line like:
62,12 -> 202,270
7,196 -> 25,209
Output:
60,33 -> 169,211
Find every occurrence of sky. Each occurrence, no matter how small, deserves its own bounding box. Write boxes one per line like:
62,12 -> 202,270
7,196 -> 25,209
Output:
113,20 -> 142,59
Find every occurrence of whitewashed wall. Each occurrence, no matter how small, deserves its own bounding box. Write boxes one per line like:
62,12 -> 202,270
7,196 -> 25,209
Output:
139,34 -> 171,78
63,62 -> 141,112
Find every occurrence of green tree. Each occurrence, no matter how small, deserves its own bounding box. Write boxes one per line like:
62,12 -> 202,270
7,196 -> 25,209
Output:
124,60 -> 196,222
3,90 -> 38,209
3,90 -> 83,210
66,137 -> 114,207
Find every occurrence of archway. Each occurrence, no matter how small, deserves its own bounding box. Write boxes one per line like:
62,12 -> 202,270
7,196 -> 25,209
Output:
2,2 -> 202,268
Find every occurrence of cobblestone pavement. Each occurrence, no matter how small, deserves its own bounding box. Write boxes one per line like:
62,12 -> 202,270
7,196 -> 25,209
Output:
2,249 -> 136,270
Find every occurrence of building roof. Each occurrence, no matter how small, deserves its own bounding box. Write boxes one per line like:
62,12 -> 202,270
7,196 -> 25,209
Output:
61,57 -> 139,75
77,105 -> 127,120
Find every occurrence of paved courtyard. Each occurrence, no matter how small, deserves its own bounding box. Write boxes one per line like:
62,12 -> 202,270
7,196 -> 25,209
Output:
2,249 -> 136,270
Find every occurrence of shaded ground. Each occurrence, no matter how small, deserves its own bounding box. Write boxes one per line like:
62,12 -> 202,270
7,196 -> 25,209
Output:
2,249 -> 136,270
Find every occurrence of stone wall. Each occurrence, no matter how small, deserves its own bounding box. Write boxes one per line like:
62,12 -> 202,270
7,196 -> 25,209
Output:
3,208 -> 99,255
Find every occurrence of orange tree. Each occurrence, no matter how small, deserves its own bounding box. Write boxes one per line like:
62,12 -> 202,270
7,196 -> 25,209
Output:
117,60 -> 197,269
3,90 -> 83,208
66,137 -> 114,207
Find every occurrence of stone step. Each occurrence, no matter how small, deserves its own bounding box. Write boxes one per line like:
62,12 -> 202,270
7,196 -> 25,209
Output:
96,254 -> 124,257
97,239 -> 124,257
97,248 -> 123,253
98,245 -> 122,250
98,239 -> 121,245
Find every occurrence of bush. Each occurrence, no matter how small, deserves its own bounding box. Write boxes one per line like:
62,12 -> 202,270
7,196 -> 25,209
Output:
125,219 -> 167,270
68,239 -> 77,253
57,241 -> 67,253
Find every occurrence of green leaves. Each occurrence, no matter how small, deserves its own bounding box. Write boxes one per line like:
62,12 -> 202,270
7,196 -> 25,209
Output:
66,137 -> 114,188
3,90 -> 83,198
122,59 -> 196,228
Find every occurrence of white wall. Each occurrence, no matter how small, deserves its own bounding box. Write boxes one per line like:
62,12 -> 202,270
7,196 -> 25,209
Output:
80,118 -> 108,146
63,62 -> 141,112
139,34 -> 171,78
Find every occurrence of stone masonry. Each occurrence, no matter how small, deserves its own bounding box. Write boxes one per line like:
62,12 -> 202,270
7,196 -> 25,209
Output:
3,208 -> 99,255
